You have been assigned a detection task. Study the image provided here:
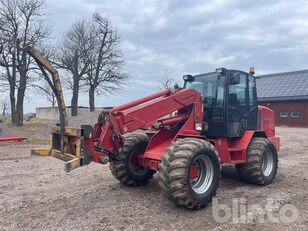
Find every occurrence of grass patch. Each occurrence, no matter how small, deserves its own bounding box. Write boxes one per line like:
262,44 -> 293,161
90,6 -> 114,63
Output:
0,116 -> 11,123
1,117 -> 52,145
6,118 -> 53,135
5,118 -> 51,145
7,120 -> 41,135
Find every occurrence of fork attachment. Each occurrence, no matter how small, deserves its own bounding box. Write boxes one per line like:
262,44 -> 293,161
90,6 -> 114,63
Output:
31,126 -> 94,172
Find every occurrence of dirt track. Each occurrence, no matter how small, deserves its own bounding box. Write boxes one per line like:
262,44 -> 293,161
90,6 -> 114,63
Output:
0,127 -> 307,230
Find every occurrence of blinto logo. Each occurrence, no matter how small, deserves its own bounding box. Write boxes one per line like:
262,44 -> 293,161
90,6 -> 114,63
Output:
212,197 -> 298,224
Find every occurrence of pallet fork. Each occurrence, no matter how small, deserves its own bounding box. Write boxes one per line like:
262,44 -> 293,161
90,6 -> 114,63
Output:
25,47 -> 86,172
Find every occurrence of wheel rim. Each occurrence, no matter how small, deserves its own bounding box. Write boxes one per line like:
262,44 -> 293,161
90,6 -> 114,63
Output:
261,150 -> 274,177
190,155 -> 214,195
129,148 -> 147,174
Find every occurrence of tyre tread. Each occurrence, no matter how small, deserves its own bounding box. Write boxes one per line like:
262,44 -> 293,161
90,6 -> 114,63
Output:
158,138 -> 220,209
109,132 -> 155,186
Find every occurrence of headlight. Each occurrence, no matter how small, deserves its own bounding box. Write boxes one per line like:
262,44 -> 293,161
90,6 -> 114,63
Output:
195,123 -> 202,131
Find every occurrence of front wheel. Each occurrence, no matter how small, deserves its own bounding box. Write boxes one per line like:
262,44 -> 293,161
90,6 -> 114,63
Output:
109,132 -> 155,186
158,138 -> 221,210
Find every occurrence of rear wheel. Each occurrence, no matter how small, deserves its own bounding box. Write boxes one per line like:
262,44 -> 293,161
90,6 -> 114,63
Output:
109,132 -> 155,186
236,137 -> 278,185
158,138 -> 220,210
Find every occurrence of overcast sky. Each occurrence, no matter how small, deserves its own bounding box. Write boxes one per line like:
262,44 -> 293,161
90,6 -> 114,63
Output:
22,0 -> 308,113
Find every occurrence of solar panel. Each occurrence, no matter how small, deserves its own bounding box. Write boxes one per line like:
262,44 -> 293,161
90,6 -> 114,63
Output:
256,70 -> 308,100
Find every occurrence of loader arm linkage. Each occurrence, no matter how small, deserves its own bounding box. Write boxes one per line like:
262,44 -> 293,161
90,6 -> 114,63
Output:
93,88 -> 204,157
35,87 -> 203,172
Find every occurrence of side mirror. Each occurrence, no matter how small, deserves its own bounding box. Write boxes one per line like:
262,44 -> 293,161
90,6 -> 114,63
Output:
183,74 -> 194,82
216,67 -> 226,75
230,73 -> 241,85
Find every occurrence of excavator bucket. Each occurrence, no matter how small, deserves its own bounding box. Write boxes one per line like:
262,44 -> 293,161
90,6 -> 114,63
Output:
31,126 -> 86,172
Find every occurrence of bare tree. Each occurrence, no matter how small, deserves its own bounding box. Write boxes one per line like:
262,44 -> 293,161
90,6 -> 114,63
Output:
0,97 -> 9,116
0,0 -> 49,126
33,82 -> 56,107
85,14 -> 126,112
57,20 -> 93,116
159,72 -> 175,89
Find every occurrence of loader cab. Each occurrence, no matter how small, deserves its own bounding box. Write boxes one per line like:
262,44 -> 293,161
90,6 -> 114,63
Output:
184,68 -> 258,138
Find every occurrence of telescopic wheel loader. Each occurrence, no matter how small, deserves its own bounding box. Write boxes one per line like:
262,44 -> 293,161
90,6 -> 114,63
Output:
28,47 -> 279,210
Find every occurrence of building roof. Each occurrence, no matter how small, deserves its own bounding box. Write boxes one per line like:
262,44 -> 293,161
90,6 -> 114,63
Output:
257,69 -> 308,102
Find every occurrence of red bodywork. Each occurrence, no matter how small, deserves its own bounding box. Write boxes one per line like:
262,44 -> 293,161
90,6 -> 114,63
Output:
85,88 -> 280,171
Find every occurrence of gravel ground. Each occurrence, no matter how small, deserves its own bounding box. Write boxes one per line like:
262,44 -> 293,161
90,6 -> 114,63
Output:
0,127 -> 307,230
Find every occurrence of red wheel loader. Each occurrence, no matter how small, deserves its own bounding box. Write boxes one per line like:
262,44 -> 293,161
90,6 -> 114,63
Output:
28,48 -> 279,210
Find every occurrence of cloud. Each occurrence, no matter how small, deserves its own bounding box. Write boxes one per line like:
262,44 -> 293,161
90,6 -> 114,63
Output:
20,0 -> 308,112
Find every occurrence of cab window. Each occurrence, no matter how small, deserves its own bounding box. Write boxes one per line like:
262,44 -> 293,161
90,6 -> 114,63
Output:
248,75 -> 257,107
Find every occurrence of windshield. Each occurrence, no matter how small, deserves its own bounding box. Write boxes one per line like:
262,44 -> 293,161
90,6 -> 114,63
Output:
184,72 -> 225,125
184,72 -> 218,100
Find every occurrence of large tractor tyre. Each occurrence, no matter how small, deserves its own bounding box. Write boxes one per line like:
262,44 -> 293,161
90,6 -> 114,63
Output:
109,132 -> 155,186
236,137 -> 278,185
158,138 -> 221,210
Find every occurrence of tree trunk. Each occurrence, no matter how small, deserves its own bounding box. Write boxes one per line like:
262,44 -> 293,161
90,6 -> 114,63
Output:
89,85 -> 95,112
52,94 -> 55,107
14,102 -> 23,126
14,80 -> 26,127
13,65 -> 27,126
10,45 -> 17,124
71,77 -> 79,117
10,90 -> 16,124
2,106 -> 6,117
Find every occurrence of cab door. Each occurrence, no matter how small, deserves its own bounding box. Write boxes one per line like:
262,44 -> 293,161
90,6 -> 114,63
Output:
227,71 -> 249,137
247,74 -> 258,130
